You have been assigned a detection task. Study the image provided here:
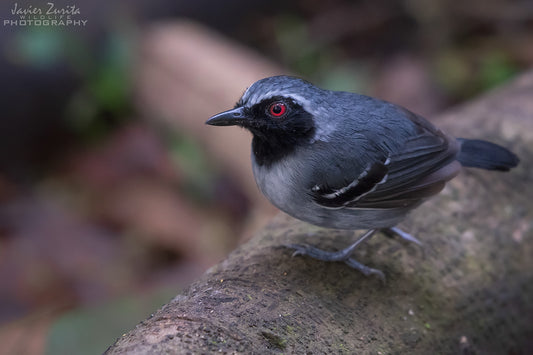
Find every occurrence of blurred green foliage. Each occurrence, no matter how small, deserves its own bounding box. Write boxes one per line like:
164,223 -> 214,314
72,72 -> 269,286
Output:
168,131 -> 215,203
45,287 -> 177,355
66,28 -> 135,140
12,28 -> 67,68
267,4 -> 522,102
11,25 -> 136,142
435,47 -> 519,99
273,14 -> 370,93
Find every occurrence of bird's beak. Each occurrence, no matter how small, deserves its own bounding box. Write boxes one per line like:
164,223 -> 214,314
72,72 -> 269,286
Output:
205,107 -> 248,126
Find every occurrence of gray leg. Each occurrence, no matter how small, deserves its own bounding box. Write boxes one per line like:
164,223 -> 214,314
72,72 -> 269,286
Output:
287,229 -> 377,261
285,226 -> 422,279
285,229 -> 384,278
382,227 -> 422,246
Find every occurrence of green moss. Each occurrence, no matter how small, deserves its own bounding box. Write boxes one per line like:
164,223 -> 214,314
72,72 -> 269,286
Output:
261,331 -> 287,350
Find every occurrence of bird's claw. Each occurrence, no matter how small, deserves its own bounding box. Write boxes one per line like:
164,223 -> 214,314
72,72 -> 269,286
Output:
344,258 -> 385,282
285,243 -> 385,281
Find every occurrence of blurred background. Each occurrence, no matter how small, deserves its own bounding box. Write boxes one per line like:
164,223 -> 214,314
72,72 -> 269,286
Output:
0,0 -> 532,353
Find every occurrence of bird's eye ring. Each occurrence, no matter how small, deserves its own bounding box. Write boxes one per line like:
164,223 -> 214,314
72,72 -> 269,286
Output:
268,102 -> 287,117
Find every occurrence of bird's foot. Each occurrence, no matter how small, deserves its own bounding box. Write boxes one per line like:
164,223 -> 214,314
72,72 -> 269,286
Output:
345,258 -> 385,281
285,229 -> 384,279
286,227 -> 422,280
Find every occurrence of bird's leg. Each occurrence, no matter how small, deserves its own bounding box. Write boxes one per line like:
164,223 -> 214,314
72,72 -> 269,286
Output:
288,229 -> 377,261
381,227 -> 422,246
286,229 -> 385,279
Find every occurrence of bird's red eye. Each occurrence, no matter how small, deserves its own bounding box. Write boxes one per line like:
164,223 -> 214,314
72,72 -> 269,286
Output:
268,102 -> 287,117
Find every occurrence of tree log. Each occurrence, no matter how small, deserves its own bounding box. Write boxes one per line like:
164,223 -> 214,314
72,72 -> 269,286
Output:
107,22 -> 533,354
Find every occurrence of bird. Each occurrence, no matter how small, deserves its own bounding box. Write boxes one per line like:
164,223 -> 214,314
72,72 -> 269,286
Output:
206,75 -> 519,278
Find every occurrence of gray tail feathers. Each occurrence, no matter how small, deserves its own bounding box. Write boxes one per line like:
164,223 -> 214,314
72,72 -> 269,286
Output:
456,138 -> 519,171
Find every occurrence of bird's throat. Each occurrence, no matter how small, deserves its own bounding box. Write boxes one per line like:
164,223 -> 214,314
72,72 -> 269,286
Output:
251,127 -> 314,167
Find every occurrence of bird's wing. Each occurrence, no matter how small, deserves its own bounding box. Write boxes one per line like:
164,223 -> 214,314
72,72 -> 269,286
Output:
310,109 -> 461,209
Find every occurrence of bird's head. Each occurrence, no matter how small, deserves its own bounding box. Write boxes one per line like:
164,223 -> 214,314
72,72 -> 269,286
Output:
206,76 -> 344,166
206,76 -> 323,140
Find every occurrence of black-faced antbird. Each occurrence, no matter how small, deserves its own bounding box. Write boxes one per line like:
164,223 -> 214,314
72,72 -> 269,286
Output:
206,75 -> 519,279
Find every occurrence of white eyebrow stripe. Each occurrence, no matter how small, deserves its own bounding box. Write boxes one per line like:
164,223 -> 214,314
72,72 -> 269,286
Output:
244,90 -> 312,109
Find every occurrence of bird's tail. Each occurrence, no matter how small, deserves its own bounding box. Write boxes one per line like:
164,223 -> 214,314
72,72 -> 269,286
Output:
456,138 -> 519,171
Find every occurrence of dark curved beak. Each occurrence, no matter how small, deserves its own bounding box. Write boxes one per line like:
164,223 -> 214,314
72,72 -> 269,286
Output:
205,107 -> 248,126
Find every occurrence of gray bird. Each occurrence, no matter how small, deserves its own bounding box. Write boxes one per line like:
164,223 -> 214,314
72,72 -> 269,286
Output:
206,75 -> 519,278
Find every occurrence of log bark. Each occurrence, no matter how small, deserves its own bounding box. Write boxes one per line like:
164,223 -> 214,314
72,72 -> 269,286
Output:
107,22 -> 533,354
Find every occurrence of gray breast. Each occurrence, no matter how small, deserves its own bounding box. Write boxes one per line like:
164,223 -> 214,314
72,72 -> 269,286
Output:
251,152 -> 413,230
